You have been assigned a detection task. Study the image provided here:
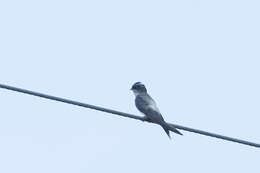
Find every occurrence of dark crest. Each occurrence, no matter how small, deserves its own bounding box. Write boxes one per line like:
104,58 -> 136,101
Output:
131,82 -> 147,92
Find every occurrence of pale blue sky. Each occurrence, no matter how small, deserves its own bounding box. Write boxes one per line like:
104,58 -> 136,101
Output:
0,0 -> 260,172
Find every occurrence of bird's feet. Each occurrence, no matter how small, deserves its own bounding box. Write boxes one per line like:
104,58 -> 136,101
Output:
142,116 -> 152,122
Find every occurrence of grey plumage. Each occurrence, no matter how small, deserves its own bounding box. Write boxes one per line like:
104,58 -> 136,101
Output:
131,82 -> 182,138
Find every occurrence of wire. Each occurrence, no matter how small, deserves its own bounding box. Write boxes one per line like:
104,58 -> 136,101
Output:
0,83 -> 259,148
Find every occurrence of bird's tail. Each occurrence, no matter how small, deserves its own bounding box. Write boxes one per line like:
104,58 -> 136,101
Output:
162,126 -> 171,139
161,123 -> 183,138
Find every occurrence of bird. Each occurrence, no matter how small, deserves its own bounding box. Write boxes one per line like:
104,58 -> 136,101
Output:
131,82 -> 182,139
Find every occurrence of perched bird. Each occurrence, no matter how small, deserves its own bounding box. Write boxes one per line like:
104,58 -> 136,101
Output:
131,82 -> 182,139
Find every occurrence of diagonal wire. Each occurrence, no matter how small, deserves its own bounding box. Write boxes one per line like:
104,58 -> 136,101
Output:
0,83 -> 259,148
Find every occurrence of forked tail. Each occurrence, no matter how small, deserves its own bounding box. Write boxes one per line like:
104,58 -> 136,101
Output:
161,123 -> 183,138
162,126 -> 171,139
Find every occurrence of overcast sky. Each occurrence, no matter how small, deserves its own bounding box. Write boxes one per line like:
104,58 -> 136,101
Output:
0,0 -> 260,172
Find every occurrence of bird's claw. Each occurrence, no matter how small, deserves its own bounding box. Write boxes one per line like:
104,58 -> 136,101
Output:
142,116 -> 152,122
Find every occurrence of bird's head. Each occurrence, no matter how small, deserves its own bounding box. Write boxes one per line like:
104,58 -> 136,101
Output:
130,82 -> 147,95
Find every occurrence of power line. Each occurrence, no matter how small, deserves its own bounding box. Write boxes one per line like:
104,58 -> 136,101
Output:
0,83 -> 259,148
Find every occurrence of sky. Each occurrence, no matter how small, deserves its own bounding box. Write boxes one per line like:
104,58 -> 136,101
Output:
0,0 -> 260,172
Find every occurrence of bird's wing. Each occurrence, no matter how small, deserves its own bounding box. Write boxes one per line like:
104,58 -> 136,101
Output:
135,95 -> 149,113
135,95 -> 164,123
135,95 -> 183,135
